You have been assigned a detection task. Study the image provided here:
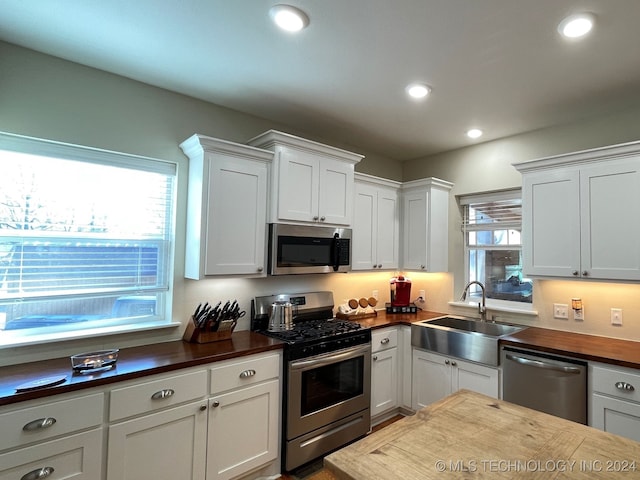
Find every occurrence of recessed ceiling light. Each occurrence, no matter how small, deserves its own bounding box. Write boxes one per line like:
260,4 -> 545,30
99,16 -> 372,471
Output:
269,4 -> 309,32
558,13 -> 595,38
466,129 -> 483,139
406,83 -> 432,100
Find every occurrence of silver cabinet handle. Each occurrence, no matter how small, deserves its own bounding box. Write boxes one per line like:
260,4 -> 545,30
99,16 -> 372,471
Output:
151,389 -> 175,400
380,338 -> 390,345
420,265 -> 425,269
239,369 -> 256,378
23,417 -> 57,432
199,404 -> 207,411
257,266 -> 263,272
572,271 -> 579,276
320,216 -> 326,221
21,467 -> 54,480
313,216 -> 319,221
615,381 -> 635,392
211,400 -> 220,408
445,359 -> 450,365
451,361 -> 457,366
582,271 -> 589,277
373,355 -> 378,361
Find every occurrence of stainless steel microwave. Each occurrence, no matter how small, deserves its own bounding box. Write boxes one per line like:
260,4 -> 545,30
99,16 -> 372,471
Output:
268,224 -> 352,275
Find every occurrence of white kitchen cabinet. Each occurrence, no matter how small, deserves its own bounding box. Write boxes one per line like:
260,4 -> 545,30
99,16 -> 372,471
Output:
412,349 -> 498,410
515,142 -> 640,280
180,134 -> 273,279
107,369 -> 209,480
0,429 -> 103,480
590,363 -> 640,442
248,130 -> 363,226
371,328 -> 399,420
207,352 -> 281,480
0,391 -> 104,480
107,401 -> 208,480
353,173 -> 401,271
401,178 -> 453,272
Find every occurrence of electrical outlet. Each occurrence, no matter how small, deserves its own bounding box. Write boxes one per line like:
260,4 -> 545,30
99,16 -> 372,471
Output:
553,303 -> 569,319
372,290 -> 379,301
573,306 -> 584,321
611,308 -> 623,326
419,289 -> 425,300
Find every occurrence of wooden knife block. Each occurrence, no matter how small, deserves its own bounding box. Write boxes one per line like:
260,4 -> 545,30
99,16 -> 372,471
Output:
182,318 -> 233,343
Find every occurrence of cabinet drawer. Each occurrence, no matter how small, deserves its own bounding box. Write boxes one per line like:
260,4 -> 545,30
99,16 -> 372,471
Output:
592,365 -> 640,403
0,393 -> 104,452
210,353 -> 280,395
0,428 -> 102,480
371,328 -> 397,353
110,369 -> 207,421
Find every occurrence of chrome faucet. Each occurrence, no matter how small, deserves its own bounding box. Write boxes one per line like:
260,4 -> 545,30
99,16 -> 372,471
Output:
461,281 -> 487,322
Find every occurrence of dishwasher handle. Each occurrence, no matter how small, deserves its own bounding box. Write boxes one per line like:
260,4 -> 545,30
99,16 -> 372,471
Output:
505,353 -> 583,374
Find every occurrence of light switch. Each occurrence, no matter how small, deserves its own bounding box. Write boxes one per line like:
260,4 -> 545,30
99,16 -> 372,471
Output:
611,308 -> 623,326
553,303 -> 569,319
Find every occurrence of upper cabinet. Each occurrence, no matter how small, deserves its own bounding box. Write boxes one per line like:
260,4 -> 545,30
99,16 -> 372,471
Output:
401,178 -> 453,272
180,134 -> 273,279
353,173 -> 401,271
514,141 -> 640,280
248,130 -> 363,226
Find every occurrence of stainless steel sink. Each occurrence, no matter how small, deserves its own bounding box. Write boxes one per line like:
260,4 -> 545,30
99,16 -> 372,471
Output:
411,316 -> 527,366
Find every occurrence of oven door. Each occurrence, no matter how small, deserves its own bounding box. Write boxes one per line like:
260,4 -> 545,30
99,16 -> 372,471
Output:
287,343 -> 371,440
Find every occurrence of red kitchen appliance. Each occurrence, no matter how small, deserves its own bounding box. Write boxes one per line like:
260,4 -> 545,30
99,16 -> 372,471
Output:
390,275 -> 411,307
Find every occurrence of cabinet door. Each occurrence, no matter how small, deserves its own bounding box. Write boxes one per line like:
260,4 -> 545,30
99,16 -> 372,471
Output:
376,188 -> 399,269
371,348 -> 398,417
591,393 -> 640,442
318,158 -> 354,225
352,183 -> 377,270
0,429 -> 102,480
207,380 -> 279,480
580,159 -> 640,280
412,349 -> 450,410
205,155 -> 268,275
403,190 -> 428,271
277,148 -> 319,223
453,359 -> 499,398
522,168 -> 581,277
107,402 -> 207,480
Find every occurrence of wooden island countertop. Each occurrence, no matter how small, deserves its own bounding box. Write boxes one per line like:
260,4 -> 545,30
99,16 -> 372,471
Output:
325,390 -> 640,479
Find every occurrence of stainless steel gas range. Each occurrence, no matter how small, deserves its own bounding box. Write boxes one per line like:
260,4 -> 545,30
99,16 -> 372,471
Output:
251,291 -> 371,472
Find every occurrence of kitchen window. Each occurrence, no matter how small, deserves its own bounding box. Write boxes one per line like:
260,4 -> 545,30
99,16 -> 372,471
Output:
0,132 -> 176,346
460,189 -> 532,306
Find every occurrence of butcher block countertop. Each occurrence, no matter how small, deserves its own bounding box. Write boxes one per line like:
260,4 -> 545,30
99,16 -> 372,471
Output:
325,389 -> 640,479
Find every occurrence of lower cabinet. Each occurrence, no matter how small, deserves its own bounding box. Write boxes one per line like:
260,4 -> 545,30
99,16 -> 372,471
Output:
0,351 -> 283,480
590,363 -> 640,442
207,380 -> 279,480
0,428 -> 102,480
107,401 -> 208,480
0,391 -> 104,480
412,349 -> 499,410
371,327 -> 401,423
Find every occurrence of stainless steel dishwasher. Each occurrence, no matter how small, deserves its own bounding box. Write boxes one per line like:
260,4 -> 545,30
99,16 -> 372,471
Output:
501,346 -> 587,424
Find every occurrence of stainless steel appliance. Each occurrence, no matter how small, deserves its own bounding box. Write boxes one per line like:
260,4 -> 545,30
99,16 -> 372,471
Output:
268,224 -> 351,275
501,346 -> 587,424
251,291 -> 371,472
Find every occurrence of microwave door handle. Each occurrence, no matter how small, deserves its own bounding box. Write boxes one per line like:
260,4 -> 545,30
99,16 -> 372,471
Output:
332,233 -> 340,271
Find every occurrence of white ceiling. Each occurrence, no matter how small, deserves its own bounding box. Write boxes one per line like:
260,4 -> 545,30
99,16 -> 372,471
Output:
2,0 -> 640,161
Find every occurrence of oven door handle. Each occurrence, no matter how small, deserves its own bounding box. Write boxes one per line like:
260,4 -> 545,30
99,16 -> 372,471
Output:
290,343 -> 371,370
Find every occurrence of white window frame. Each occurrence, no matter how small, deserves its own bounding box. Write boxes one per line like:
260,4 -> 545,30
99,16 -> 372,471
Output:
0,132 -> 179,347
456,189 -> 535,315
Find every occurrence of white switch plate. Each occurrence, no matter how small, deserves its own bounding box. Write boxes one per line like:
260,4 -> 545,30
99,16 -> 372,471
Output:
372,290 -> 379,301
611,308 -> 623,326
553,303 -> 569,319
